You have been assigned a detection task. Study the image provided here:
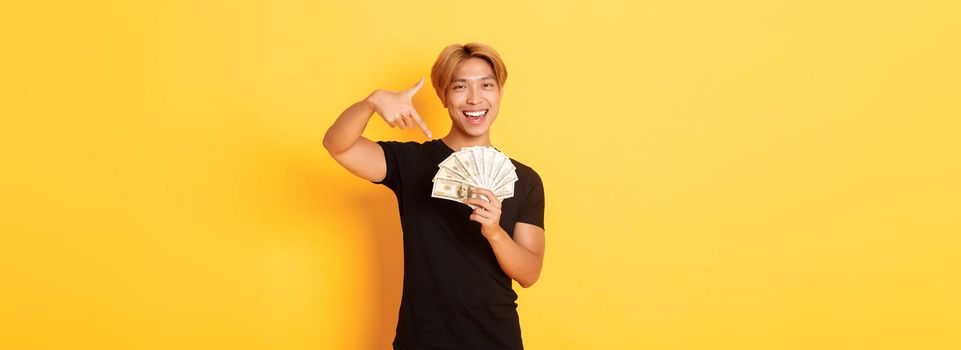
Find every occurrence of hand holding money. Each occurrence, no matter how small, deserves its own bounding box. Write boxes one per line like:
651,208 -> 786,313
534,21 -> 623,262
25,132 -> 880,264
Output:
464,188 -> 503,236
366,77 -> 432,138
431,146 -> 518,209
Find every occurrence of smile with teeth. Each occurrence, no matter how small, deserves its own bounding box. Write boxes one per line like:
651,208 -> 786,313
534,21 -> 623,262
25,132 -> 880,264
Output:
463,109 -> 488,123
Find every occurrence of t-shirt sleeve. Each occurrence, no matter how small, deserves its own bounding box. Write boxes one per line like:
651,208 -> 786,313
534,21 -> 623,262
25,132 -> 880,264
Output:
371,140 -> 415,194
515,169 -> 545,230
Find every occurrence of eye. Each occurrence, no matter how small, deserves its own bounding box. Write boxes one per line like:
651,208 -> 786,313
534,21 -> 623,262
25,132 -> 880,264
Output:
483,83 -> 494,88
453,85 -> 465,90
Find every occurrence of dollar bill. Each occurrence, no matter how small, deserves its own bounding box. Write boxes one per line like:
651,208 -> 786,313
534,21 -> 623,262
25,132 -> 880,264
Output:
432,145 -> 518,208
431,178 -> 487,209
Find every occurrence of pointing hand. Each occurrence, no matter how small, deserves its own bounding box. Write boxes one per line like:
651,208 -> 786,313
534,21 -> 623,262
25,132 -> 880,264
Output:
366,77 -> 432,139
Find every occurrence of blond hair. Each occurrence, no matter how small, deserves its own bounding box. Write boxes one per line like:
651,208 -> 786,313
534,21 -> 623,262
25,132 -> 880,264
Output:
430,43 -> 508,106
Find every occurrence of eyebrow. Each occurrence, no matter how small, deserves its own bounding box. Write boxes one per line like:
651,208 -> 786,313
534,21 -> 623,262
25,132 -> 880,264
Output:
452,75 -> 495,83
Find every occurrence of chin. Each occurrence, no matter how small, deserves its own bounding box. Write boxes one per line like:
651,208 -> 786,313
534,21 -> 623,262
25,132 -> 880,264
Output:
465,128 -> 490,137
453,124 -> 486,136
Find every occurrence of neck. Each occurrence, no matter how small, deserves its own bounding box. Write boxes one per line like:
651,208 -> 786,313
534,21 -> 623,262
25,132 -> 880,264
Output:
441,129 -> 491,151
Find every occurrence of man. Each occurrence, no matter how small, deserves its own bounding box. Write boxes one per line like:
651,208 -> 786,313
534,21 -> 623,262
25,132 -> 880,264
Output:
323,42 -> 545,350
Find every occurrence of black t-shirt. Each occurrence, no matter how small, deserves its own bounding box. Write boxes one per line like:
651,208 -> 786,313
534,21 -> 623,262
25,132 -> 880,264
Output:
372,139 -> 545,350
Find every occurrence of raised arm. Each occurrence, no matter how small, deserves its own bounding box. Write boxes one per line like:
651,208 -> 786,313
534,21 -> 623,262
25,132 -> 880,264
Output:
322,78 -> 431,182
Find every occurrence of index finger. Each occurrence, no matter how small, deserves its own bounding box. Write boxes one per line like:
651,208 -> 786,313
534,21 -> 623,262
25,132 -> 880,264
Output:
410,108 -> 432,139
470,188 -> 501,207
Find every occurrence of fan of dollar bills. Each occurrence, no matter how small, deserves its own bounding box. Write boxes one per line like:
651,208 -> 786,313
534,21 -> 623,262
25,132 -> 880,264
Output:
431,146 -> 518,209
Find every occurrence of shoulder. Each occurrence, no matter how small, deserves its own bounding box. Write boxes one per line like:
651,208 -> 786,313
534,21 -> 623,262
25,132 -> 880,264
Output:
508,157 -> 546,220
376,139 -> 429,157
374,140 -> 434,178
376,139 -> 427,149
509,158 -> 544,189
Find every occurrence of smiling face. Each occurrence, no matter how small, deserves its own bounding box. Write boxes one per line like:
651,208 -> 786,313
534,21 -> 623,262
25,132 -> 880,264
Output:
444,57 -> 503,137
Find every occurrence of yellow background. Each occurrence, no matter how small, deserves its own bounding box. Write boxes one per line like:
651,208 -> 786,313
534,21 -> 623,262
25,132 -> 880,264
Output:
2,1 -> 959,349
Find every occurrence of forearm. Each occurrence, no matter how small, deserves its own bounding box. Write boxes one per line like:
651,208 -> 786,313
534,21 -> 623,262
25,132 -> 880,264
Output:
485,228 -> 542,288
322,94 -> 376,154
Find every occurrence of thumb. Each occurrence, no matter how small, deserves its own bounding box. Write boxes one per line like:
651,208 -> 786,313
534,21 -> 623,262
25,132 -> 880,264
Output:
407,77 -> 425,97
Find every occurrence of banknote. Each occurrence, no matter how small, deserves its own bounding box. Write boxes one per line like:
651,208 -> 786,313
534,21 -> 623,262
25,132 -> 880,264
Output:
432,146 -> 517,208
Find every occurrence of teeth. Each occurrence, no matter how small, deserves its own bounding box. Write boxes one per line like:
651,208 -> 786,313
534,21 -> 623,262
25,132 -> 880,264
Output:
464,110 -> 487,117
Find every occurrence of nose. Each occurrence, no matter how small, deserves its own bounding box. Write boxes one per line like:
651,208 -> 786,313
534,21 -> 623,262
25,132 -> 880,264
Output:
467,86 -> 480,105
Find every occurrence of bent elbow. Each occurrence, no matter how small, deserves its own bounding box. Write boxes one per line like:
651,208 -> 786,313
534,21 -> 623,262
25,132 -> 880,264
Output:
322,136 -> 344,156
322,129 -> 342,153
322,133 -> 334,151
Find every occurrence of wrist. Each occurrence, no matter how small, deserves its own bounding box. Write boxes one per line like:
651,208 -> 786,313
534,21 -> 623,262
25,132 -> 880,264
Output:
484,226 -> 509,242
364,89 -> 381,111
